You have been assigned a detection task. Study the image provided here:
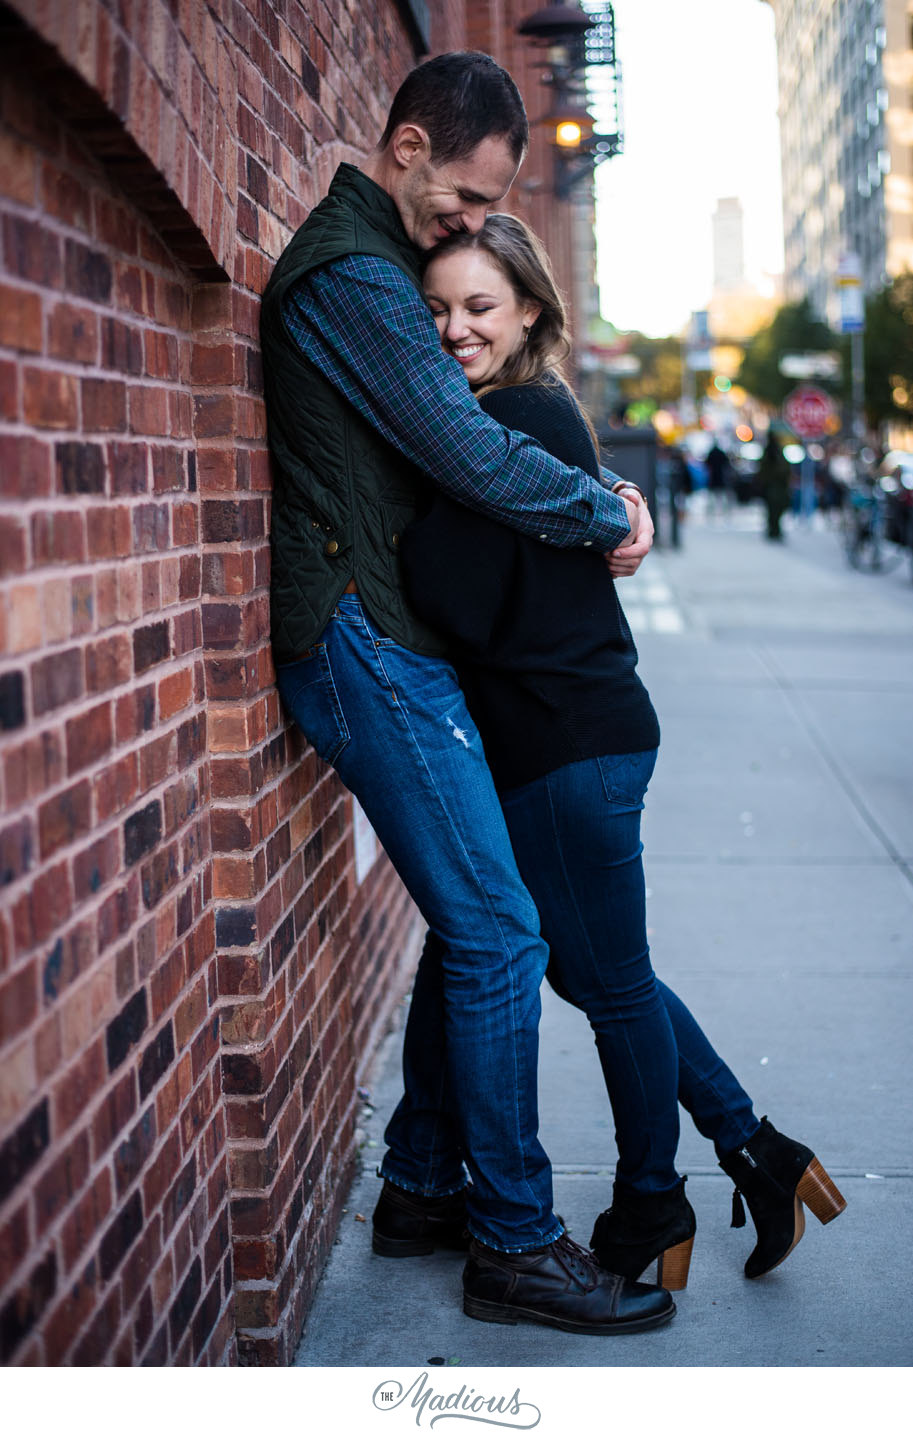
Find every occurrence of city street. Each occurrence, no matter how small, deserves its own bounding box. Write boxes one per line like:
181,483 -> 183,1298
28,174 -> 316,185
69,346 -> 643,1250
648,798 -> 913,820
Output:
294,504 -> 913,1370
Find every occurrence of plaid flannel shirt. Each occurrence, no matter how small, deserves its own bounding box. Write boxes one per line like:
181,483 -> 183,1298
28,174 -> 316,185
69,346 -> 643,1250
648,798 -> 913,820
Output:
282,254 -> 630,552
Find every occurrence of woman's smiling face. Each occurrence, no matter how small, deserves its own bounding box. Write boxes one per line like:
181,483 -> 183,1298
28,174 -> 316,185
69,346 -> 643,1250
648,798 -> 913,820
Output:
423,247 -> 540,388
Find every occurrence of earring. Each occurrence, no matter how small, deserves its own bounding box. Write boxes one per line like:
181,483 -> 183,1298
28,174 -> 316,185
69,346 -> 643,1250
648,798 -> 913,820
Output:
522,325 -> 530,343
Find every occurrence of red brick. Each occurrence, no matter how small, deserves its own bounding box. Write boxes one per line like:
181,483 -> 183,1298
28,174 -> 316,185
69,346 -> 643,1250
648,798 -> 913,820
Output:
43,1262 -> 98,1364
61,1168 -> 114,1276
53,1037 -> 106,1136
86,632 -> 133,693
31,509 -> 86,566
196,447 -> 235,491
41,161 -> 92,232
47,301 -> 99,364
0,435 -> 53,500
23,369 -> 78,430
0,1202 -> 29,1290
3,730 -> 64,809
0,128 -> 36,204
0,963 -> 38,1046
86,505 -> 132,559
109,439 -> 149,495
0,516 -> 27,575
64,702 -> 113,776
144,330 -> 179,380
143,1126 -> 182,1214
172,502 -> 198,547
2,214 -> 61,287
0,284 -> 43,353
129,385 -> 171,436
158,668 -> 193,720
33,1129 -> 90,1237
0,357 -> 17,421
94,194 -> 139,254
38,780 -> 91,859
91,1069 -> 138,1160
82,378 -> 127,432
174,978 -> 207,1052
94,751 -> 139,823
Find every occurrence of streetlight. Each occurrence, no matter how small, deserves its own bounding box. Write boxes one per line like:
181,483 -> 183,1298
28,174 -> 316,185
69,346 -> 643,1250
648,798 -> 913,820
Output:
516,2 -> 623,199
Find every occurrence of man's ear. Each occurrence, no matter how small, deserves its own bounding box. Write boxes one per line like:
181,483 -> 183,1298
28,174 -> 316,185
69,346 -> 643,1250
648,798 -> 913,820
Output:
387,122 -> 431,170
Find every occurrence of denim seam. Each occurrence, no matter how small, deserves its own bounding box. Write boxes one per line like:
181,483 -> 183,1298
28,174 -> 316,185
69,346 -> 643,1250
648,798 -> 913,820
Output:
541,773 -> 678,1189
381,685 -> 546,1220
467,1224 -> 564,1255
378,1168 -> 468,1198
328,613 -> 553,1239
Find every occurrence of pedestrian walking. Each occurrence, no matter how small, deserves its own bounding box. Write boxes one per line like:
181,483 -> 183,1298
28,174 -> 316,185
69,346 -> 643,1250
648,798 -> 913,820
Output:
759,430 -> 791,540
705,440 -> 733,515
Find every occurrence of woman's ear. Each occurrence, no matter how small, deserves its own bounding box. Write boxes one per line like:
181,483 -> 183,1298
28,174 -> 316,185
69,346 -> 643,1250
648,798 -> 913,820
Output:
523,303 -> 542,330
388,123 -> 431,171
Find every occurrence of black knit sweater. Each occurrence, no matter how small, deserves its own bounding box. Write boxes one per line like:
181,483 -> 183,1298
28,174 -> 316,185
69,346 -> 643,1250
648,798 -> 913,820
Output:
399,375 -> 659,789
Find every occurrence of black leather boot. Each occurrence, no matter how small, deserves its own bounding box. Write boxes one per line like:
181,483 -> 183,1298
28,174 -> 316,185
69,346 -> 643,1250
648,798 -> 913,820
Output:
372,1180 -> 467,1257
462,1231 -> 675,1335
718,1116 -> 846,1279
590,1177 -> 696,1290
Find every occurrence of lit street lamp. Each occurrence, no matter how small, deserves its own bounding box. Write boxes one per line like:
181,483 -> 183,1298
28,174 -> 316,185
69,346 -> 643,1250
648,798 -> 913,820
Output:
517,2 -> 623,199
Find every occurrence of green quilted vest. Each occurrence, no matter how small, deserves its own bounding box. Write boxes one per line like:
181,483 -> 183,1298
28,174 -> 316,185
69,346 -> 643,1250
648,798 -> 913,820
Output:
260,163 -> 448,663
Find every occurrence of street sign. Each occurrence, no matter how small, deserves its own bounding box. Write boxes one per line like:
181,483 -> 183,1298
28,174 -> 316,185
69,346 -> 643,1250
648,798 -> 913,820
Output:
779,352 -> 841,379
836,251 -> 865,334
783,384 -> 836,439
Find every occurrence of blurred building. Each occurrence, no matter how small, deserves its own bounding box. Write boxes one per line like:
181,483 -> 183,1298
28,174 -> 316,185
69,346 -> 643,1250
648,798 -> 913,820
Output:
713,196 -> 746,289
764,0 -> 913,313
706,195 -> 780,345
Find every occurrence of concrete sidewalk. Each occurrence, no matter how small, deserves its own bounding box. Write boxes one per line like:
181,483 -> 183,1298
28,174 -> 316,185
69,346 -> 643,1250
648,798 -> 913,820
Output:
295,507 -> 913,1369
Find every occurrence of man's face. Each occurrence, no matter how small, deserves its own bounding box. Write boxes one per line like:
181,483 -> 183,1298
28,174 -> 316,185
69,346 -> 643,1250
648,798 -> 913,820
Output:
397,135 -> 521,251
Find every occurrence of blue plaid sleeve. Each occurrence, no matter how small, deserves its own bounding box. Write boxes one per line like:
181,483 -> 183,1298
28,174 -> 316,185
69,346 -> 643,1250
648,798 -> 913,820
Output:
282,255 -> 630,551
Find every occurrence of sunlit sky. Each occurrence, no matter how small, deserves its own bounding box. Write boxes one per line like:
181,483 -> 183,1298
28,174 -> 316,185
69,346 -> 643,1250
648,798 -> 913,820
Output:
592,0 -> 784,337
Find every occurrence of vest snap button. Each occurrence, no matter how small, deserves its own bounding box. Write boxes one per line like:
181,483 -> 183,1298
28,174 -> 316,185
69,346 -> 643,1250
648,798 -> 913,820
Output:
391,532 -> 400,547
325,539 -> 339,556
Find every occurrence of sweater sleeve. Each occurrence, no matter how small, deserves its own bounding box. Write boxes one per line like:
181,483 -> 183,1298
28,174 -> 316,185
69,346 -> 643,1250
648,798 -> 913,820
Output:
478,381 -> 601,480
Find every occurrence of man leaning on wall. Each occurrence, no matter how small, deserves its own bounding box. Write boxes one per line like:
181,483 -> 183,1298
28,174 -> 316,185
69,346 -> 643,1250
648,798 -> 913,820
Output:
259,50 -> 665,1336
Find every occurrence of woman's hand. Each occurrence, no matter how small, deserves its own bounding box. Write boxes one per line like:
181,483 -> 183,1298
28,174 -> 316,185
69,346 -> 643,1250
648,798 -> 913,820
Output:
607,489 -> 654,577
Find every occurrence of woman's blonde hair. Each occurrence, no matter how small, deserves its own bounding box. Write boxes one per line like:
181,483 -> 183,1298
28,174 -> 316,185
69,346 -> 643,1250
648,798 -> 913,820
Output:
422,212 -> 572,396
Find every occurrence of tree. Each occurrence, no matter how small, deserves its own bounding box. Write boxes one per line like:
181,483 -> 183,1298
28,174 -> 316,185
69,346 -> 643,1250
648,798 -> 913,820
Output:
862,274 -> 913,430
736,298 -> 838,409
619,333 -> 683,406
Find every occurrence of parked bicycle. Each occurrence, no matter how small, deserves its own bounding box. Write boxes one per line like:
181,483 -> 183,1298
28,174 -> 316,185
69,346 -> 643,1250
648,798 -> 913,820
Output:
841,475 -> 907,574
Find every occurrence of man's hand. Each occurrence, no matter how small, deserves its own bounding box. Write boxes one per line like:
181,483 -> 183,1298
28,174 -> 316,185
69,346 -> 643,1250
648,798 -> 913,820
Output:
606,489 -> 653,577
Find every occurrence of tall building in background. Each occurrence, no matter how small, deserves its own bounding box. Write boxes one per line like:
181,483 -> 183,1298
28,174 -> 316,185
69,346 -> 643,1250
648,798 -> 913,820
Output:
708,194 -> 779,345
712,197 -> 746,290
764,0 -> 913,315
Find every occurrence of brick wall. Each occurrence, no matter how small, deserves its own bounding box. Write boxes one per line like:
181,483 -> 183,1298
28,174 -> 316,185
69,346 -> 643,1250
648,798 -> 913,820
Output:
0,0 -> 463,1367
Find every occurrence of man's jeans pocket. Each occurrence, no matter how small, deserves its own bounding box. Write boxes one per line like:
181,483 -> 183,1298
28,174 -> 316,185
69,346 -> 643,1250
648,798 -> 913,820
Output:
276,646 -> 350,765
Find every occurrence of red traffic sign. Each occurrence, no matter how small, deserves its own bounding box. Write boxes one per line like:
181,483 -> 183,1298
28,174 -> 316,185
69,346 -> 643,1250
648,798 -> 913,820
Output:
783,384 -> 836,439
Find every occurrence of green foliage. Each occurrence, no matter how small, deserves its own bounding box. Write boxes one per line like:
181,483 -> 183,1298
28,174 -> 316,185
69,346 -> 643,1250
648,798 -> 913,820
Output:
736,299 -> 837,408
862,274 -> 913,429
736,281 -> 913,432
619,334 -> 683,405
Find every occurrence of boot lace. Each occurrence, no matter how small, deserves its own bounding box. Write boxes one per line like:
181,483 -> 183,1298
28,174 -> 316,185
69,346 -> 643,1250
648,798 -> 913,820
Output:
550,1232 -> 602,1289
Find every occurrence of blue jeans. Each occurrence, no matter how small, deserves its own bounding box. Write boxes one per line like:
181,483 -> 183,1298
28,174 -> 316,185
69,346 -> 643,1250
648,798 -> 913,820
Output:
500,750 -> 759,1193
275,595 -> 562,1252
